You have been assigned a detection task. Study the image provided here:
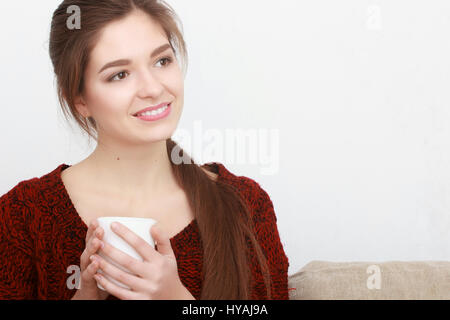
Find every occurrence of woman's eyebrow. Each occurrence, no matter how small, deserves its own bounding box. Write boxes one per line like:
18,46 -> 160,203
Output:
98,43 -> 172,74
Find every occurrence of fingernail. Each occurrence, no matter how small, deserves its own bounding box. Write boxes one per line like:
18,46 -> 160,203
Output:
99,241 -> 104,249
90,255 -> 96,262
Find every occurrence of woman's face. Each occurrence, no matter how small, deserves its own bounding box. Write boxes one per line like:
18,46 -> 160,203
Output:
77,10 -> 184,145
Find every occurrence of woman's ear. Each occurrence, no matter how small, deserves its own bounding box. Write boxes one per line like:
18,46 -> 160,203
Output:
74,95 -> 90,118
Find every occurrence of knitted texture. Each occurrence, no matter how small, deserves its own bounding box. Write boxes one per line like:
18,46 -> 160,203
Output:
0,162 -> 289,300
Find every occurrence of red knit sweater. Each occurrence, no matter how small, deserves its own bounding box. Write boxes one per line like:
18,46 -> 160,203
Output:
0,162 -> 290,300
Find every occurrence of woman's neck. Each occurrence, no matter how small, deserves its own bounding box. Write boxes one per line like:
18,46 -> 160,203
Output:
78,139 -> 180,204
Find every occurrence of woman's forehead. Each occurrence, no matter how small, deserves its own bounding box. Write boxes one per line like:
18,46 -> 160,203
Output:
89,12 -> 167,70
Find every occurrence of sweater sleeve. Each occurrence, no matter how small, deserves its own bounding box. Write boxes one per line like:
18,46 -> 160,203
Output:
251,183 -> 290,300
0,183 -> 37,299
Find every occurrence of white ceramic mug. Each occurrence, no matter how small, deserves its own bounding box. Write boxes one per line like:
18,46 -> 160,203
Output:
96,217 -> 157,291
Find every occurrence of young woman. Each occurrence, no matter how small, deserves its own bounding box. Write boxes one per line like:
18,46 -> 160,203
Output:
0,0 -> 289,300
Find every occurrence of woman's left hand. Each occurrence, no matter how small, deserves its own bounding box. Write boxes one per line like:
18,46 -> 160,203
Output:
91,222 -> 195,300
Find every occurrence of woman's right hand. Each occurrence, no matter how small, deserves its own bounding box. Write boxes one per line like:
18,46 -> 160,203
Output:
72,218 -> 109,300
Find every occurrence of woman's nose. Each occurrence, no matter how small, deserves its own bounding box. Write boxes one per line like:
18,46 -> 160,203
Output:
136,70 -> 164,98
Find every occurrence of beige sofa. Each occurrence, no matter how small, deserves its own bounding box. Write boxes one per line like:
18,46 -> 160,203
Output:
288,261 -> 450,300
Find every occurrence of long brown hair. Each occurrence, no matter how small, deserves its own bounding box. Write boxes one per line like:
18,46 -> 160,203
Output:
49,0 -> 272,299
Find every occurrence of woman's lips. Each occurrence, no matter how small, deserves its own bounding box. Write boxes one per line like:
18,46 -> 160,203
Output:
133,103 -> 171,122
133,102 -> 171,116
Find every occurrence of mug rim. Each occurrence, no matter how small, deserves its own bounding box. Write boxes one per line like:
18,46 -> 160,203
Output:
97,216 -> 157,222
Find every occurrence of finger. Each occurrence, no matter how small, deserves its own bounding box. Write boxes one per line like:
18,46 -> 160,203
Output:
150,225 -> 175,259
87,258 -> 100,277
81,259 -> 100,284
85,218 -> 99,243
89,236 -> 104,256
110,222 -> 156,262
94,226 -> 104,240
98,241 -> 143,276
93,273 -> 140,300
81,235 -> 104,267
93,254 -> 145,292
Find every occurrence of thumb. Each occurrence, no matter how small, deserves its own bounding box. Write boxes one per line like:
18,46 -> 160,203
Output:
151,224 -> 175,258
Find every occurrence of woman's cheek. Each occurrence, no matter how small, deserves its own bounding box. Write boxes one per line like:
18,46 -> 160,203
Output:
170,77 -> 184,100
100,83 -> 133,107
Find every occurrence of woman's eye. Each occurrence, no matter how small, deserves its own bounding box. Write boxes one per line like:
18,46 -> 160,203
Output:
156,56 -> 173,68
109,71 -> 128,82
108,57 -> 173,82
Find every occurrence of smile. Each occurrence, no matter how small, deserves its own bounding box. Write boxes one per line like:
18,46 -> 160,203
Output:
133,103 -> 171,122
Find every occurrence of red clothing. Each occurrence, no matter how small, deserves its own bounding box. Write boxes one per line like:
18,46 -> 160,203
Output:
0,162 -> 289,300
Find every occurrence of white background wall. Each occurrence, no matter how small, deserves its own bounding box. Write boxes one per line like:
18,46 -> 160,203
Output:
1,1 -> 449,276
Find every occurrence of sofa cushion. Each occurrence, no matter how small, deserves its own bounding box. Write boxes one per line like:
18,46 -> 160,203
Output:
288,260 -> 450,300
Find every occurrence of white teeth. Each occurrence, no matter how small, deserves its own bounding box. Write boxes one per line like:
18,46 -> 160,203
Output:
137,104 -> 169,117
